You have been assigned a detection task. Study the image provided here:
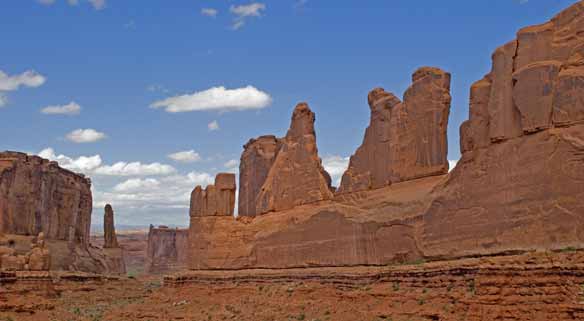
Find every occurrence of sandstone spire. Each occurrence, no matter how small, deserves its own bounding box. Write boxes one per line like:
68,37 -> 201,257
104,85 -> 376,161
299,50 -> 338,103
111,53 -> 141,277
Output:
103,204 -> 119,248
255,103 -> 333,214
338,67 -> 451,194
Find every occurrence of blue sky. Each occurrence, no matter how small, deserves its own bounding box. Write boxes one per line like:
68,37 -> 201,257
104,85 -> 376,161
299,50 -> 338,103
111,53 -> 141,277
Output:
0,0 -> 578,228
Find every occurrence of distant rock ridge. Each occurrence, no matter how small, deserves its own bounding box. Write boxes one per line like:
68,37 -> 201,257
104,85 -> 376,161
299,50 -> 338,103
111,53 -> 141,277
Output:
146,225 -> 189,274
338,67 -> 451,194
238,103 -> 333,216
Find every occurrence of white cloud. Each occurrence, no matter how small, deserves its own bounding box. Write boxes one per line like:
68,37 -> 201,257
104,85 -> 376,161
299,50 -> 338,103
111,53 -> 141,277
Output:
93,171 -> 214,211
38,147 -> 103,174
208,120 -> 220,131
41,101 -> 81,115
168,150 -> 202,163
322,155 -> 349,187
88,0 -> 106,10
65,128 -> 107,143
224,159 -> 239,170
0,70 -> 46,104
448,159 -> 459,172
151,86 -> 272,113
113,178 -> 160,193
230,2 -> 266,30
37,0 -> 104,10
201,8 -> 218,17
95,162 -> 176,176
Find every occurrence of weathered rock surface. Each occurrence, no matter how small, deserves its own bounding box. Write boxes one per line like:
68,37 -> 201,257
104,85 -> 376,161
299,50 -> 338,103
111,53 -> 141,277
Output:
238,135 -> 282,216
190,173 -> 236,217
188,2 -> 584,270
146,225 -> 188,274
0,152 -> 125,274
254,103 -> 333,214
435,0 -> 584,258
103,204 -> 119,249
0,152 -> 92,246
338,67 -> 451,193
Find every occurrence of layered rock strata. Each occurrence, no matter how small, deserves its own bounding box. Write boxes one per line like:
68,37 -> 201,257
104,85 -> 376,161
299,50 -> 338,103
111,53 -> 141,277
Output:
103,204 -> 119,249
338,67 -> 451,194
238,103 -> 333,216
146,225 -> 189,274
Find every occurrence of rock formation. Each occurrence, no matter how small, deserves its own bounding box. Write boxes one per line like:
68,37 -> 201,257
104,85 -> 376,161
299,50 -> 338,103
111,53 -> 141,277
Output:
239,103 -> 333,216
0,152 -> 125,274
0,152 -> 92,246
338,67 -> 451,194
423,1 -> 584,258
1,232 -> 50,271
190,173 -> 236,217
146,225 -> 189,274
103,204 -> 119,249
238,135 -> 282,216
187,2 -> 584,270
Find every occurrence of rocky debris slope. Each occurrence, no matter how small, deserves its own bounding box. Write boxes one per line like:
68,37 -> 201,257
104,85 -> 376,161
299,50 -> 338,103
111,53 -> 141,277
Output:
238,103 -> 333,216
103,204 -> 119,249
0,152 -> 92,246
338,67 -> 451,194
423,0 -> 584,258
146,225 -> 188,274
190,173 -> 236,217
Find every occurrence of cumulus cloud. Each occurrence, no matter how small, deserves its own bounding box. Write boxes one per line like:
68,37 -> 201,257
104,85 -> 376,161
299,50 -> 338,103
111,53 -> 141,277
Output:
322,155 -> 349,187
65,128 -> 107,143
168,150 -> 202,163
88,0 -> 105,10
38,147 -> 103,174
113,178 -> 160,193
41,101 -> 81,115
151,86 -> 272,113
230,2 -> 266,30
93,171 -> 214,210
94,162 -> 176,176
224,159 -> 239,172
208,120 -> 220,131
201,8 -> 218,17
0,70 -> 46,107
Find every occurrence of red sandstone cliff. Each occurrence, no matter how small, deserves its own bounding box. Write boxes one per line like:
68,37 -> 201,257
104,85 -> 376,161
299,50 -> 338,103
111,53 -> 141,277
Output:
0,152 -> 125,274
187,2 -> 584,270
338,67 -> 451,194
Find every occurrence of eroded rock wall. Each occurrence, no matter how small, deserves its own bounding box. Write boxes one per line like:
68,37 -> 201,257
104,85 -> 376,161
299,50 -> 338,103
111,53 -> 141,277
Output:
0,152 -> 92,247
424,1 -> 584,258
338,67 -> 451,194
188,2 -> 584,271
190,173 -> 236,217
103,204 -> 119,249
146,226 -> 189,274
